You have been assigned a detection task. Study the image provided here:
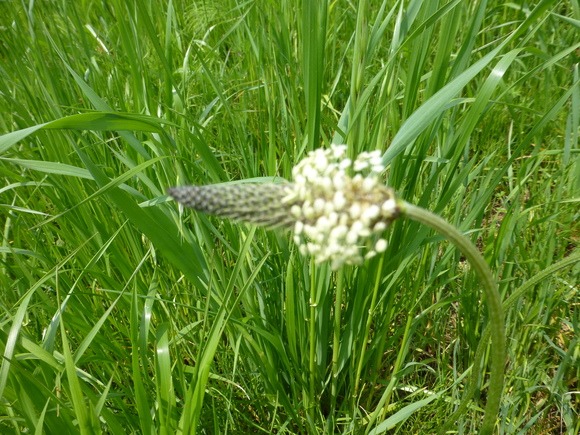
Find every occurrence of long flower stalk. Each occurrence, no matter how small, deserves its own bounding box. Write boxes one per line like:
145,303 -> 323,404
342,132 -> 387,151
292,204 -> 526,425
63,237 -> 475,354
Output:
168,144 -> 505,433
399,202 -> 505,434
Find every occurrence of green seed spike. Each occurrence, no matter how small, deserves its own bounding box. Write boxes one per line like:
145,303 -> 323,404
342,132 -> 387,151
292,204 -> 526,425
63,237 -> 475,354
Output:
168,183 -> 298,229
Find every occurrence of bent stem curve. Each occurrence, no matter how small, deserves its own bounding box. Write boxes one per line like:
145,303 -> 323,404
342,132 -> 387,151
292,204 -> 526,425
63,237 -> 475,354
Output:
399,201 -> 505,435
442,250 -> 580,433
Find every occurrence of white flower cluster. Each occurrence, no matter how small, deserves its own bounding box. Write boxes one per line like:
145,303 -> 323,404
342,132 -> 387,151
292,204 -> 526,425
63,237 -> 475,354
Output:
284,144 -> 399,269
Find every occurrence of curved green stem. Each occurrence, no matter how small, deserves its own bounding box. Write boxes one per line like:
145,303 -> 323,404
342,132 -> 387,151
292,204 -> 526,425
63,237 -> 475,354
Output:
440,249 -> 580,433
399,201 -> 505,435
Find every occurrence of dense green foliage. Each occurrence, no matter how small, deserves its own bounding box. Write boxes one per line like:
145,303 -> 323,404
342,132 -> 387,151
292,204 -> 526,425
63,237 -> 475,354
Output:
1,0 -> 578,433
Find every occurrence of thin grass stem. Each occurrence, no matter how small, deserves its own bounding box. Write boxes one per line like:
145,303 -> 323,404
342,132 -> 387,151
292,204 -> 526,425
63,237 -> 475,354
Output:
308,257 -> 317,425
331,267 -> 345,413
354,255 -> 385,401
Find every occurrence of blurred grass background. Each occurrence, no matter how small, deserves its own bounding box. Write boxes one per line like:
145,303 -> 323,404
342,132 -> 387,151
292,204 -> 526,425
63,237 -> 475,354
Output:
0,0 -> 578,433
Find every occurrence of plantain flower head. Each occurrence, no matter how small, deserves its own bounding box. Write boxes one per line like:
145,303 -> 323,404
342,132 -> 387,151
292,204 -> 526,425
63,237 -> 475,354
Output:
169,144 -> 400,269
283,145 -> 398,268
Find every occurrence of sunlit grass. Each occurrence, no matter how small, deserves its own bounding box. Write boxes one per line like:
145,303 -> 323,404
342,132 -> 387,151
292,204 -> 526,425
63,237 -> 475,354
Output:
1,0 -> 578,433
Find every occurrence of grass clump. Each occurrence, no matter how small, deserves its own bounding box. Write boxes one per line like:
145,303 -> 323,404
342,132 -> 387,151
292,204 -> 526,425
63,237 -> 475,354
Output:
1,0 -> 578,433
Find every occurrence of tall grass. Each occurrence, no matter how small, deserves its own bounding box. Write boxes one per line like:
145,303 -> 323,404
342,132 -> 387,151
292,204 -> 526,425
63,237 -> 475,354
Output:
1,0 -> 578,433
